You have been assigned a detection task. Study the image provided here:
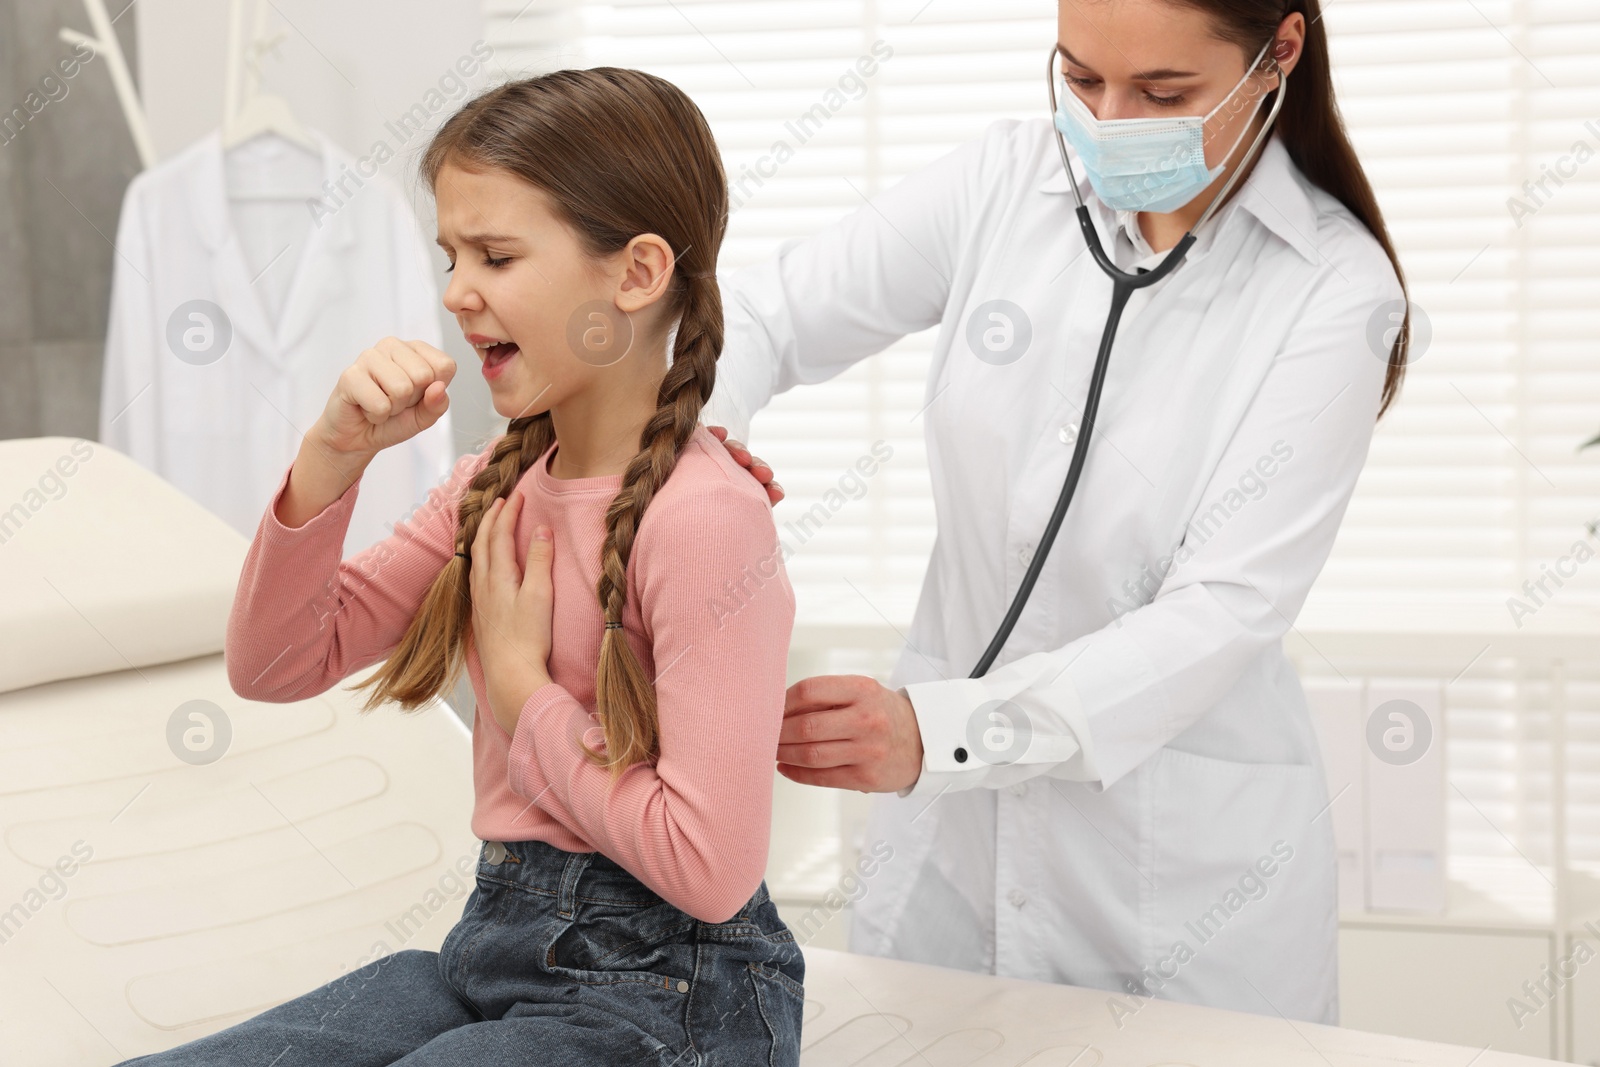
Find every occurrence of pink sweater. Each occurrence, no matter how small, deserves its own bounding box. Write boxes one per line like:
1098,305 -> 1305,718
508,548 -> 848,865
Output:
225,424 -> 795,923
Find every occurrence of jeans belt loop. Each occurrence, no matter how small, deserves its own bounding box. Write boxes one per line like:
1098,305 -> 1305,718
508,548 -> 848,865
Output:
557,851 -> 592,918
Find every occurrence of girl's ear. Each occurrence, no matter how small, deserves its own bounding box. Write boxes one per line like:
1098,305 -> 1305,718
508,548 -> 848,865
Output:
615,233 -> 676,314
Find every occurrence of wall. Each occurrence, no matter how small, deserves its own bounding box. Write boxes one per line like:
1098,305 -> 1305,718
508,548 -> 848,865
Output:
0,0 -> 142,440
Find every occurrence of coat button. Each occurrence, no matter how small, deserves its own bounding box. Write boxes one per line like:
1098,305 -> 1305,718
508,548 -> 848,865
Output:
1009,889 -> 1027,908
953,747 -> 969,763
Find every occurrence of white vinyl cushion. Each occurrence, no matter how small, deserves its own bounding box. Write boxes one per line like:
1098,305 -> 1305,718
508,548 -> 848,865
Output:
0,651 -> 480,1064
0,437 -> 246,695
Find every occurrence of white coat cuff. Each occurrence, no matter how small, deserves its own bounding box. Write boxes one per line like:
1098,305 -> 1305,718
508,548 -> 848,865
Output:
898,678 -> 997,797
895,669 -> 1093,798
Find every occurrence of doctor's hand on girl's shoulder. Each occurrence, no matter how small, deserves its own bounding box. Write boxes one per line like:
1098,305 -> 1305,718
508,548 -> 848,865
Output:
315,337 -> 456,459
776,675 -> 924,793
707,425 -> 784,505
472,487 -> 556,736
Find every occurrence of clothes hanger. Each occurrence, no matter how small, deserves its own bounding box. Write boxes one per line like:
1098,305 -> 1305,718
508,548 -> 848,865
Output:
220,0 -> 322,199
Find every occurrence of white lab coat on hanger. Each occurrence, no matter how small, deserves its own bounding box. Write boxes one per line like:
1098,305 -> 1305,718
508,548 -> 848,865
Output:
99,128 -> 454,557
705,120 -> 1403,1025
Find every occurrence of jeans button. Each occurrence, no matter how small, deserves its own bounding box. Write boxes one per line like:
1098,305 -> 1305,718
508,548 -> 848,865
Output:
485,841 -> 506,864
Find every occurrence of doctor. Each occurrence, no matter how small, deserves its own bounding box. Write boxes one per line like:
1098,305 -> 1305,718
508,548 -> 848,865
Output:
704,0 -> 1409,1025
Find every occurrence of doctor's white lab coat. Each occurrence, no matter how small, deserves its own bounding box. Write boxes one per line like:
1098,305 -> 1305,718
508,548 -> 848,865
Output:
704,120 -> 1402,1025
99,129 -> 454,558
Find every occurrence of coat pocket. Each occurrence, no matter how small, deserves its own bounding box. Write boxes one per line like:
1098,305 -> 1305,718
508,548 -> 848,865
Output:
1145,745 -> 1338,1021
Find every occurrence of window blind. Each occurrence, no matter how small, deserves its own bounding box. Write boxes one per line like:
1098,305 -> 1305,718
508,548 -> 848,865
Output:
488,0 -> 1062,626
483,0 -> 1600,878
1318,0 -> 1600,879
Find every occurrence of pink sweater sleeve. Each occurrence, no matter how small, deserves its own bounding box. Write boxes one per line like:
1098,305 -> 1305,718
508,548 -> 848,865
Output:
505,482 -> 796,924
226,450 -> 483,701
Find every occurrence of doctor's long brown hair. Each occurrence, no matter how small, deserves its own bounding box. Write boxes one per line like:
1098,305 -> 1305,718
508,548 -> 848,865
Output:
349,68 -> 728,777
1181,0 -> 1411,416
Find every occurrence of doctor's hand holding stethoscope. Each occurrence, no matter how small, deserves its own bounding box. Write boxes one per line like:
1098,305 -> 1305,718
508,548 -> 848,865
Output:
707,0 -> 1410,1026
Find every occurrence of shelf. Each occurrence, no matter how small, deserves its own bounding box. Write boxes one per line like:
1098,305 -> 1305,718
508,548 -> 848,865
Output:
1341,875 -> 1552,934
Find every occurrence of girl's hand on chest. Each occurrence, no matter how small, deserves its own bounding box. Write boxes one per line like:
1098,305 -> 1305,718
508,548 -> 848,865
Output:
471,488 -> 556,734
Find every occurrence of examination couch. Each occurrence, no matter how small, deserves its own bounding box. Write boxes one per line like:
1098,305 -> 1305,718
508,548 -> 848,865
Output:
0,436 -> 1561,1066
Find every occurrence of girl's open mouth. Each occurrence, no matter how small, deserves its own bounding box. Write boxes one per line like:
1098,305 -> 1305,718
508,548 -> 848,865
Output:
484,341 -> 519,369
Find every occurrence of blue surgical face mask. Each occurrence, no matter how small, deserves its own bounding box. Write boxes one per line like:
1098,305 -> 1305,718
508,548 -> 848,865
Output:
1052,41 -> 1274,214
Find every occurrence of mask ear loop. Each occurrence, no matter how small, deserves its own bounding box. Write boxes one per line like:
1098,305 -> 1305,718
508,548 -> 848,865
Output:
1200,41 -> 1277,157
1190,49 -> 1288,233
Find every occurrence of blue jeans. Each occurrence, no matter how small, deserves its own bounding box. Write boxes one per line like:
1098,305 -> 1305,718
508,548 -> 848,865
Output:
114,838 -> 805,1066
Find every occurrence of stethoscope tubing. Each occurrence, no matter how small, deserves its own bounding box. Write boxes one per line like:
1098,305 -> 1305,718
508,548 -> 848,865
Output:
968,45 -> 1286,679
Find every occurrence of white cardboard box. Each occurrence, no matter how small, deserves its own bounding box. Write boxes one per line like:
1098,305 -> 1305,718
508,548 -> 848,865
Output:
1364,681 -> 1446,912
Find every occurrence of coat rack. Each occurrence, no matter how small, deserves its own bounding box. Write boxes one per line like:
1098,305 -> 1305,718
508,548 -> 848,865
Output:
58,0 -> 155,169
59,0 -> 311,173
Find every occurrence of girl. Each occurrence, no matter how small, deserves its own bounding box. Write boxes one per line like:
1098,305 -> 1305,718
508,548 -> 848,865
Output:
116,68 -> 803,1066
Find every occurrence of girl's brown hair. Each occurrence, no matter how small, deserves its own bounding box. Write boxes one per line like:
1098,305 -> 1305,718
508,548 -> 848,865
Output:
1182,0 -> 1411,417
348,67 -> 728,777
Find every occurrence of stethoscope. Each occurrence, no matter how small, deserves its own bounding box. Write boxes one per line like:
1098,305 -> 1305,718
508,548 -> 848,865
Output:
970,44 -> 1288,677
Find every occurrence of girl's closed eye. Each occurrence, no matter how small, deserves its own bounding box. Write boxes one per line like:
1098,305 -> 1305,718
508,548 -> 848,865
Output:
444,253 -> 514,274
